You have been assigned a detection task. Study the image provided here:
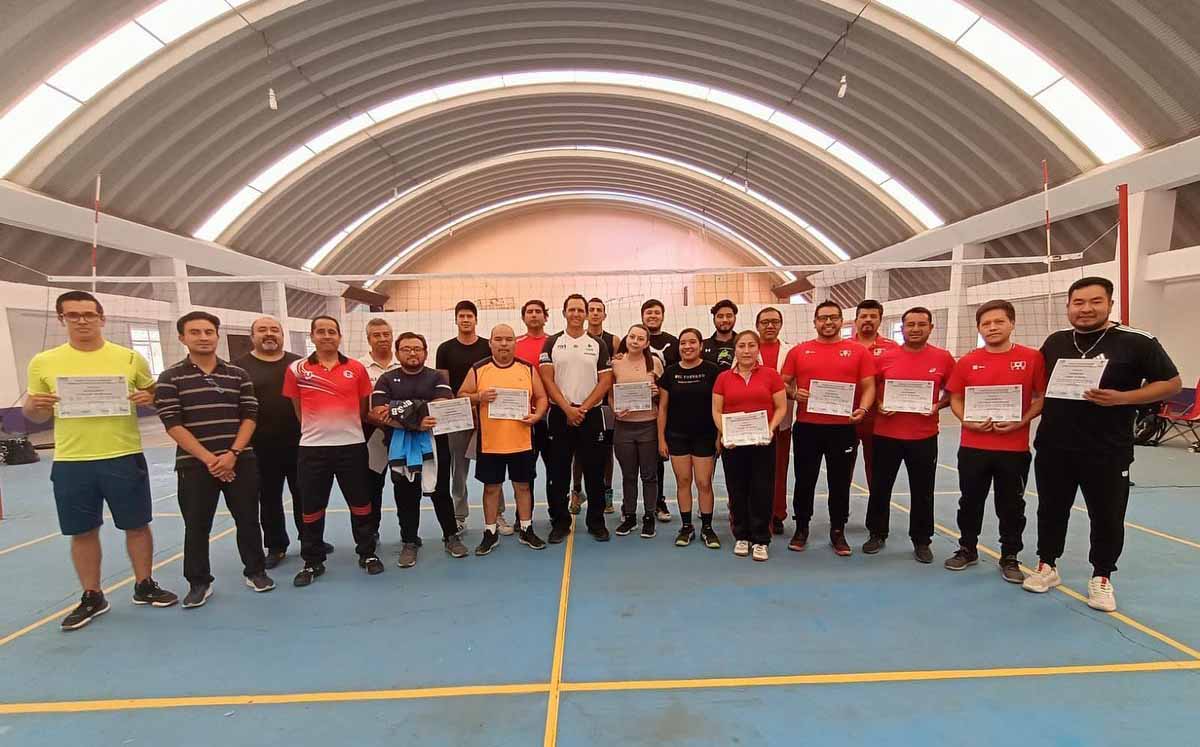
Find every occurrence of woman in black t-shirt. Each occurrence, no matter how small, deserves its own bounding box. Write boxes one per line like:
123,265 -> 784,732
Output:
656,328 -> 722,549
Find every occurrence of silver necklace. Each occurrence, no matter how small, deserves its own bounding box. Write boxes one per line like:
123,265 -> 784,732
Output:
1072,325 -> 1111,358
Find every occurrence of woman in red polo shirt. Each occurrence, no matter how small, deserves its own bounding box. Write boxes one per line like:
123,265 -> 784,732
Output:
711,330 -> 787,561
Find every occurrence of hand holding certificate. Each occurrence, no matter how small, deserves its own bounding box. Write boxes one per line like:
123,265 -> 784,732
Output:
1046,358 -> 1107,400
427,397 -> 475,435
612,381 -> 653,413
806,379 -> 856,417
55,376 -> 132,419
882,379 -> 936,415
964,385 -> 1023,422
487,387 -> 530,420
721,410 -> 771,447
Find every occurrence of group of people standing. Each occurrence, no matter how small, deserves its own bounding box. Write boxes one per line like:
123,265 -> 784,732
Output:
23,274 -> 1179,631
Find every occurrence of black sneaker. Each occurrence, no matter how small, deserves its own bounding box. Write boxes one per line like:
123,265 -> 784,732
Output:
999,555 -> 1024,584
588,525 -> 610,542
615,514 -> 638,536
771,518 -> 785,536
655,498 -> 672,523
181,582 -> 212,609
548,523 -> 571,544
518,526 -> 547,550
788,526 -> 809,552
640,515 -> 656,538
244,573 -> 276,592
944,547 -> 979,571
700,525 -> 721,549
61,591 -> 109,631
263,550 -> 286,570
863,535 -> 886,554
914,544 -> 934,564
293,563 -> 325,587
322,542 -> 336,555
675,525 -> 695,547
830,528 -> 852,557
359,555 -> 385,575
476,530 -> 499,556
132,578 -> 178,607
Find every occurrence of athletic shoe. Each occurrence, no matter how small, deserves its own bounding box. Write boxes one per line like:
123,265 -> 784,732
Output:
359,555 -> 385,575
788,526 -> 809,552
476,530 -> 499,556
181,582 -> 212,609
61,591 -> 109,631
733,539 -> 750,557
862,535 -> 886,555
548,523 -> 571,544
444,535 -> 469,558
244,573 -> 275,592
519,526 -> 547,550
944,548 -> 979,571
132,578 -> 178,607
588,525 -> 611,542
914,544 -> 934,564
293,563 -> 324,587
999,555 -> 1024,584
569,490 -> 584,514
604,489 -> 615,514
615,514 -> 638,536
455,519 -> 466,535
496,515 -> 515,536
675,525 -> 695,547
263,550 -> 286,570
830,528 -> 852,557
771,518 -> 785,536
655,498 -> 672,523
397,542 -> 419,568
640,514 -> 656,539
752,543 -> 768,562
700,525 -> 721,550
1021,561 -> 1061,593
1087,576 -> 1117,612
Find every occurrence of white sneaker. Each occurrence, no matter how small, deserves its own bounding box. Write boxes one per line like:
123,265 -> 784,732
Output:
751,544 -> 768,562
1087,576 -> 1117,612
1021,561 -> 1061,593
496,515 -> 515,536
733,540 -> 750,557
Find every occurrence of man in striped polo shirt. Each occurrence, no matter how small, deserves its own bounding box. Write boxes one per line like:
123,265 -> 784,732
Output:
155,311 -> 272,609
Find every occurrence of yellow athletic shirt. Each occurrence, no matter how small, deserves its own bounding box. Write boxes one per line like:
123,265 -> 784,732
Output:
475,357 -> 534,455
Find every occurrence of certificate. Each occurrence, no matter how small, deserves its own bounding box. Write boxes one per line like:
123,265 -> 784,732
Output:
427,397 -> 475,435
964,385 -> 1023,422
55,376 -> 131,419
613,381 -> 653,412
721,410 -> 771,447
806,379 -> 856,417
488,387 -> 530,420
882,379 -> 935,414
1046,357 -> 1107,400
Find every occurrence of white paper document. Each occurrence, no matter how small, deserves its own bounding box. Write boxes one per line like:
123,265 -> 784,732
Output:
721,410 -> 771,447
55,376 -> 131,419
964,385 -> 1023,422
487,387 -> 530,420
613,381 -> 653,412
1046,357 -> 1108,400
882,379 -> 936,414
428,397 -> 475,435
806,379 -> 856,417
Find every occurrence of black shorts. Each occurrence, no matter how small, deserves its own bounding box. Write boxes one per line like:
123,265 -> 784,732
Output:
476,450 -> 536,485
665,431 -> 717,458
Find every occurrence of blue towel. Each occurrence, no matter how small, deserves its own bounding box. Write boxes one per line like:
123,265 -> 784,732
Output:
388,427 -> 433,472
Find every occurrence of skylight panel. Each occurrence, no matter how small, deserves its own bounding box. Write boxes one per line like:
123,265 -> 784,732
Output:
767,111 -> 836,149
880,179 -> 944,228
136,0 -> 229,44
705,89 -> 774,120
249,145 -> 315,192
433,76 -> 505,100
572,71 -> 646,88
501,71 -> 576,87
47,23 -> 163,101
1035,79 -> 1140,163
957,19 -> 1061,95
194,185 -> 261,241
827,143 -> 889,184
367,90 -> 438,121
305,113 -> 373,152
806,226 -> 851,261
302,232 -> 346,271
637,75 -> 711,100
875,0 -> 978,41
0,85 -> 79,175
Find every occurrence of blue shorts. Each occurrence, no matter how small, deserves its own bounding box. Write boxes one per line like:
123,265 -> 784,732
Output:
50,454 -> 154,535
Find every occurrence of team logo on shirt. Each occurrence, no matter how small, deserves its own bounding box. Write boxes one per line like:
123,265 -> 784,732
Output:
972,364 -> 985,370
343,369 -> 355,379
1010,361 -> 1027,371
929,368 -> 938,374
873,348 -> 884,356
804,349 -> 816,355
303,369 -> 314,379
839,350 -> 852,357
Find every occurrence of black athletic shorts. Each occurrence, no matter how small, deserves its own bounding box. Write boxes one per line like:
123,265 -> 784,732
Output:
665,431 -> 717,458
475,450 -> 536,485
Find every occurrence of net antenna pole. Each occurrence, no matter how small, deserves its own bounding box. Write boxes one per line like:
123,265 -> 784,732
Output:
91,173 -> 101,293
1042,160 -> 1052,323
1117,183 -> 1130,325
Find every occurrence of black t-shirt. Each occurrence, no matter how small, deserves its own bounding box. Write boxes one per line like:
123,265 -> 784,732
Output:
647,330 -> 680,367
233,352 -> 301,446
659,360 -> 721,436
1035,324 -> 1178,460
371,367 -> 453,409
701,334 -> 736,369
435,336 -> 492,393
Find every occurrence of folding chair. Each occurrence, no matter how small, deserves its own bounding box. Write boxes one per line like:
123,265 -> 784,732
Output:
1158,380 -> 1200,452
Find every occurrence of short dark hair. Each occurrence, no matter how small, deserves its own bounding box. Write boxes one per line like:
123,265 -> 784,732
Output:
641,298 -> 665,314
55,290 -> 103,316
814,300 -> 842,318
1068,276 -> 1113,300
975,299 -> 1015,324
678,327 -> 703,345
587,297 -> 606,311
395,332 -> 427,351
176,310 -> 220,334
521,299 -> 547,316
563,293 -> 587,312
310,315 -> 341,333
755,307 -> 783,325
710,299 -> 738,316
856,299 -> 884,317
901,306 -> 933,324
454,300 -> 478,317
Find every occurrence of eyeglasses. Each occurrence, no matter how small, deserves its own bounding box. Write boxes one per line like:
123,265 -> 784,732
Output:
815,314 -> 842,323
61,312 -> 101,322
396,346 -> 425,354
758,319 -> 782,327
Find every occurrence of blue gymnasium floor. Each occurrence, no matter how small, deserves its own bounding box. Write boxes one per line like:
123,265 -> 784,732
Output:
1,431 -> 1198,746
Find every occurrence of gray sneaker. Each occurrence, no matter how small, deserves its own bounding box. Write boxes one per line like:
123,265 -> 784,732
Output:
397,542 -> 419,568
444,534 -> 469,558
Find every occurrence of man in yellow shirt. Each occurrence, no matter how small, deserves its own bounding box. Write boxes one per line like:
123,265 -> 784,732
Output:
24,291 -> 179,631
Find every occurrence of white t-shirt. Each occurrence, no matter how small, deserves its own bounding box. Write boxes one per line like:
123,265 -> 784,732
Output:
539,330 -> 612,405
358,354 -> 401,473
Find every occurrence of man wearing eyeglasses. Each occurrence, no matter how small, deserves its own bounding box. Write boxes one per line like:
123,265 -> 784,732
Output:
24,291 -> 178,631
754,307 -> 796,536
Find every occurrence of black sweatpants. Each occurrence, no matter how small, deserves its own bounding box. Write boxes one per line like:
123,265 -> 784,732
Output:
547,405 -> 608,532
367,467 -> 388,534
1034,446 -> 1131,577
297,443 -> 376,564
177,454 -> 265,585
865,434 -> 938,545
722,443 -> 775,545
393,433 -> 457,543
254,442 -> 302,553
956,447 -> 1030,556
791,422 -> 859,530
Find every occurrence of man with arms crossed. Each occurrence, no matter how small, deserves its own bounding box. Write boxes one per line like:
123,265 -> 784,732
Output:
755,307 -> 796,536
358,318 -> 401,541
851,299 -> 897,489
1023,277 -> 1180,611
25,291 -> 177,630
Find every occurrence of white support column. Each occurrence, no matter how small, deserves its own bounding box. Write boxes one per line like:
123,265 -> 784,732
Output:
811,283 -> 831,304
324,295 -> 345,327
0,303 -> 18,409
1125,189 -> 1177,331
149,257 -> 190,362
945,243 -> 985,356
865,269 -> 890,302
259,281 -> 291,351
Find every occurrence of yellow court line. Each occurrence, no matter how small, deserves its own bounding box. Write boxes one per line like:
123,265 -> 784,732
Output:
0,526 -> 237,648
0,532 -> 60,556
543,525 -> 576,747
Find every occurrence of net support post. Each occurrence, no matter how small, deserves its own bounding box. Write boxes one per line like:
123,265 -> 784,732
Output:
864,269 -> 890,302
945,243 -> 985,356
1123,187 -> 1176,330
148,257 -> 191,362
259,281 -> 292,351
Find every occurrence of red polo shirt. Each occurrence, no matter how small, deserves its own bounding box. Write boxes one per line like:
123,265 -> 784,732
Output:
759,340 -> 783,370
946,344 -> 1045,452
855,334 -> 899,360
873,344 -> 956,441
282,353 -> 372,447
713,365 -> 785,418
782,339 -> 876,425
515,333 -> 547,367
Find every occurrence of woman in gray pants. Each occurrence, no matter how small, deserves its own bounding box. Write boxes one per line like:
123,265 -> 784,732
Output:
610,324 -> 664,538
